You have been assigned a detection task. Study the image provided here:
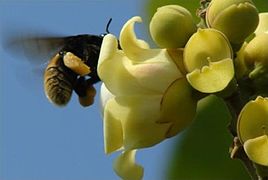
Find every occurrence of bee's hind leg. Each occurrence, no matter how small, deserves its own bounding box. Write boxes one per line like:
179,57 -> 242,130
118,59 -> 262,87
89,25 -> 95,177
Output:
74,76 -> 96,107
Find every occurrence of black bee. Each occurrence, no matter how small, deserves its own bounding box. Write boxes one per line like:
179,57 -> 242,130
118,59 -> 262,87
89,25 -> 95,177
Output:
44,34 -> 103,107
4,19 -> 113,107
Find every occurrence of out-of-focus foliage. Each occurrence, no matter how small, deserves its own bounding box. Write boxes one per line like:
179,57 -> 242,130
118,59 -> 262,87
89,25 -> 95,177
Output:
166,96 -> 250,180
144,1 -> 268,179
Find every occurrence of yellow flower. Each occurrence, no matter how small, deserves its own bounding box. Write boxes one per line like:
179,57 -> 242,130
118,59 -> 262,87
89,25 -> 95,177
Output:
237,96 -> 268,166
149,5 -> 196,48
183,28 -> 234,93
206,0 -> 259,44
98,16 -> 197,179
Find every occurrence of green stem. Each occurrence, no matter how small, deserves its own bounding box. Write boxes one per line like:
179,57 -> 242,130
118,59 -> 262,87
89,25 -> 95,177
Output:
196,0 -> 211,28
255,164 -> 268,180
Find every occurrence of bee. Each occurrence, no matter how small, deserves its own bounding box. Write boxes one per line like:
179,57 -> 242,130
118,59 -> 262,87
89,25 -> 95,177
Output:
4,19 -> 113,107
43,34 -> 101,107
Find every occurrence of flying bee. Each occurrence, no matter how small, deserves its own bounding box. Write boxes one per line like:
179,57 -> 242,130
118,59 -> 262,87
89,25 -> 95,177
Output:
4,19 -> 113,107
43,34 -> 103,107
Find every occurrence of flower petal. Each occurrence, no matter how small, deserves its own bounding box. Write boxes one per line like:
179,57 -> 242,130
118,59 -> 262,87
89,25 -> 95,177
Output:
159,78 -> 197,137
237,96 -> 268,143
186,58 -> 234,93
126,54 -> 183,94
97,34 -> 155,96
120,16 -> 149,60
255,13 -> 268,36
100,83 -> 115,116
103,98 -> 123,154
98,32 -> 182,96
104,95 -> 171,151
113,150 -> 144,180
184,28 -> 233,73
244,135 -> 268,166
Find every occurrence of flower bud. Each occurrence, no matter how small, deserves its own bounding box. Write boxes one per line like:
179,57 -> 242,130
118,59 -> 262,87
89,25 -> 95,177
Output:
206,0 -> 259,44
149,5 -> 196,48
242,33 -> 268,80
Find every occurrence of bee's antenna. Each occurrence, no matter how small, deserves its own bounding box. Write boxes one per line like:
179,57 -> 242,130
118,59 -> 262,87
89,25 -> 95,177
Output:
106,18 -> 112,34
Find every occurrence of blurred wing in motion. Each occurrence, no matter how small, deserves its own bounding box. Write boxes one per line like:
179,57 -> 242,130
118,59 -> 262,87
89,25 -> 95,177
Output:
1,29 -> 67,92
3,33 -> 66,65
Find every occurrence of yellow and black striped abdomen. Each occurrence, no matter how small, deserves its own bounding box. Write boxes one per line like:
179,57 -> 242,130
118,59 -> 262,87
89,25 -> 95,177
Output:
44,54 -> 75,106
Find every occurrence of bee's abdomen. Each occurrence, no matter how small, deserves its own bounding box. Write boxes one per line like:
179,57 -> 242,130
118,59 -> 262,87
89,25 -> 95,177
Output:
44,54 -> 75,106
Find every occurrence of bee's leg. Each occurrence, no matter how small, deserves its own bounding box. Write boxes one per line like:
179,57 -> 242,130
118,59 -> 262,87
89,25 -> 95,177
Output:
85,74 -> 101,85
62,52 -> 91,76
74,76 -> 96,107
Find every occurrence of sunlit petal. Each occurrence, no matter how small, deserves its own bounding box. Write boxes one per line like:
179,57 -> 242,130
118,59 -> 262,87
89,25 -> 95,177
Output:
113,150 -> 144,180
244,135 -> 268,166
237,96 -> 268,143
186,58 -> 234,93
255,13 -> 268,36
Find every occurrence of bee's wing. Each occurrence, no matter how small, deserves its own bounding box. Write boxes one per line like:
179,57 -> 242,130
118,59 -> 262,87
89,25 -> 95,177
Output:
1,30 -> 68,92
3,34 -> 66,65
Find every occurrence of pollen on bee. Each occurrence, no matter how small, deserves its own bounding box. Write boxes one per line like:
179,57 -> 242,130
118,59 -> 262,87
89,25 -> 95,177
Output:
63,52 -> 91,76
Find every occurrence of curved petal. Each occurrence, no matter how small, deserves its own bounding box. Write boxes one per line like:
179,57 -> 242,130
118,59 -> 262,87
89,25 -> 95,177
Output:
244,135 -> 268,166
113,150 -> 144,180
98,34 -> 182,96
184,28 -> 233,73
237,96 -> 268,143
120,16 -> 149,60
186,58 -> 234,93
119,16 -> 183,93
97,34 -> 156,96
255,13 -> 268,36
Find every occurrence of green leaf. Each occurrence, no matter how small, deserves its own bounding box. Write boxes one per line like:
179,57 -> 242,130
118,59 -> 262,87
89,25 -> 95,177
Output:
166,96 -> 250,180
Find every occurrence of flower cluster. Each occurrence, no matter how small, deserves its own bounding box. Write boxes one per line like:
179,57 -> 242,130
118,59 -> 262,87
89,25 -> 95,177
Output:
97,0 -> 268,179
